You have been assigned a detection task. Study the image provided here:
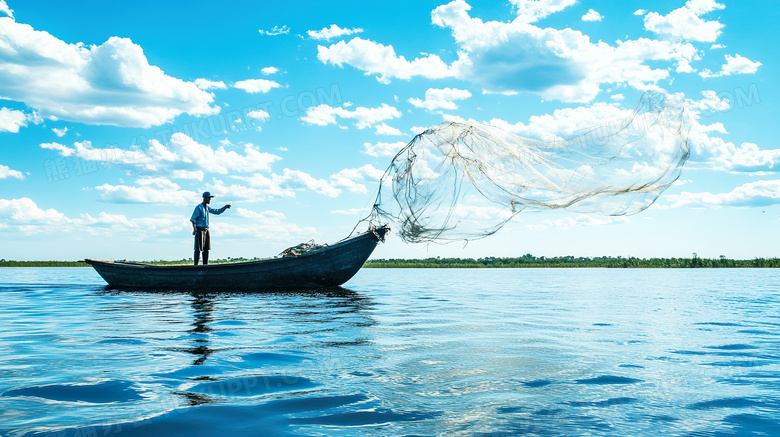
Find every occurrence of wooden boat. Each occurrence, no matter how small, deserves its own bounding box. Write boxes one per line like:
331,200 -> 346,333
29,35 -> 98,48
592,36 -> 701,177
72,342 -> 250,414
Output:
84,226 -> 388,291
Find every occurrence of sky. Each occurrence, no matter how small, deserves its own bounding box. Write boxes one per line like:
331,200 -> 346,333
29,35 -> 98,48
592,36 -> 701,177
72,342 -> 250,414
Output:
0,0 -> 778,261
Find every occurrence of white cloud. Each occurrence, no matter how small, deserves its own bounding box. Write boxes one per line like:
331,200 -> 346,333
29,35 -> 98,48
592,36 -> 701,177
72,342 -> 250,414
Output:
643,0 -> 725,42
246,110 -> 270,121
261,66 -> 279,75
526,214 -> 630,230
426,0 -> 699,102
0,196 -> 191,237
691,137 -> 780,174
331,208 -> 365,215
634,9 -> 646,16
408,87 -> 472,111
301,103 -> 401,129
194,78 -> 227,90
233,78 -> 283,94
664,180 -> 780,208
94,177 -> 196,205
699,54 -> 762,78
0,196 -> 315,240
375,122 -> 402,136
488,100 -> 628,142
582,9 -> 602,22
0,18 -> 218,127
363,141 -> 406,157
307,24 -> 363,40
0,107 -> 29,133
329,164 -> 385,194
0,197 -> 68,225
171,170 -> 204,181
509,0 -> 577,23
40,134 -> 282,177
316,37 -> 455,84
215,208 -> 317,241
258,25 -> 289,36
0,163 -> 24,180
226,164 -> 385,200
52,127 -> 68,137
0,0 -> 12,19
680,90 -> 780,174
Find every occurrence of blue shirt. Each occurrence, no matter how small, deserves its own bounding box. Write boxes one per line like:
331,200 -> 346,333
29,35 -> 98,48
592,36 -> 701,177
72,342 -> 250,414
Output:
190,203 -> 228,229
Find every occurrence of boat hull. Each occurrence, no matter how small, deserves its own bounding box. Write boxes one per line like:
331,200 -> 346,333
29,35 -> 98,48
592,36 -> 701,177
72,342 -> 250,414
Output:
85,227 -> 387,291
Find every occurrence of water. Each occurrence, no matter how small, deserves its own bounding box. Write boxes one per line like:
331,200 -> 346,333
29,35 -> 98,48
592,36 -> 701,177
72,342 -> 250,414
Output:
1,267 -> 779,436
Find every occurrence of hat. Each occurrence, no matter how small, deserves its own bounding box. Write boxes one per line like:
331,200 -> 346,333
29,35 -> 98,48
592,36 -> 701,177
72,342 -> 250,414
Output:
202,191 -> 215,198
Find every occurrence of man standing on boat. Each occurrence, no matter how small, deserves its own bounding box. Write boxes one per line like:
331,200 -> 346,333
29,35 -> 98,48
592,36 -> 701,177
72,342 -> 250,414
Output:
190,192 -> 231,266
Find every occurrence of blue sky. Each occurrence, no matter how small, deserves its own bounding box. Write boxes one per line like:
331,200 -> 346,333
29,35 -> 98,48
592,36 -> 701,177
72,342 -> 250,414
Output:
0,0 -> 777,261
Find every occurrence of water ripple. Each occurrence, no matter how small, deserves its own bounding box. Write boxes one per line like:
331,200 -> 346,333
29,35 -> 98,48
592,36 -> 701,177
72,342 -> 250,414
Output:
1,267 -> 779,436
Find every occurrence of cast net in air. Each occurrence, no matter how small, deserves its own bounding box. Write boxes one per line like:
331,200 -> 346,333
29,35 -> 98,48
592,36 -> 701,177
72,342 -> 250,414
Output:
359,92 -> 690,244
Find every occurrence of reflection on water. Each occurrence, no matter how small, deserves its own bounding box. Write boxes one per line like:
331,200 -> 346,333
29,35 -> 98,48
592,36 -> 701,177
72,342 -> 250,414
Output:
0,268 -> 779,436
185,295 -> 216,366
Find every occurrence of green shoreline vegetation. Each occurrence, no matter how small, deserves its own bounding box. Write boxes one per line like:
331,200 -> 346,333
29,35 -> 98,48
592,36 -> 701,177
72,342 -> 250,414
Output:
2,255 -> 779,268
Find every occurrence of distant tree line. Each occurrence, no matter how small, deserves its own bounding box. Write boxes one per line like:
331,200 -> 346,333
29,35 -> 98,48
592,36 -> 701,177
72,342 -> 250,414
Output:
0,260 -> 87,267
2,255 -> 779,268
362,254 -> 780,268
0,257 -> 267,267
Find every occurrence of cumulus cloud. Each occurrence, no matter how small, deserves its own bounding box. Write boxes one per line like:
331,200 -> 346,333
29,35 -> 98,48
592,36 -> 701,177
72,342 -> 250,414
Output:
316,37 -> 455,84
582,9 -> 603,22
313,1 -> 717,102
0,0 -> 12,19
258,25 -> 289,36
246,110 -> 270,121
225,164 -> 385,200
308,24 -> 363,40
194,78 -> 227,90
330,208 -> 365,215
94,177 -> 196,205
679,90 -> 780,174
329,164 -> 385,194
699,54 -> 762,78
642,0 -> 725,42
509,0 -> 577,23
0,107 -> 30,133
0,18 -> 218,127
40,134 -> 282,177
317,1 -> 697,101
363,141 -> 406,157
301,103 -> 401,129
487,100 -> 629,142
0,195 -> 314,241
375,122 -> 403,136
52,127 -> 68,137
408,87 -> 472,111
260,66 -> 279,75
664,180 -> 780,208
526,214 -> 630,231
0,163 -> 24,179
0,196 -> 193,237
0,197 -> 67,226
429,0 -> 699,102
233,78 -> 283,94
225,208 -> 317,241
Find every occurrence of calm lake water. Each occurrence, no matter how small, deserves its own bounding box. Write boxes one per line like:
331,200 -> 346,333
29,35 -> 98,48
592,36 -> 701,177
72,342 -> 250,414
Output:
0,267 -> 779,436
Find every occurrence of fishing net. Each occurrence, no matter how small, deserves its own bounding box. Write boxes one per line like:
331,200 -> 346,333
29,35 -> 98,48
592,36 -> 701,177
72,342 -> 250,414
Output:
360,92 -> 690,244
278,240 -> 328,257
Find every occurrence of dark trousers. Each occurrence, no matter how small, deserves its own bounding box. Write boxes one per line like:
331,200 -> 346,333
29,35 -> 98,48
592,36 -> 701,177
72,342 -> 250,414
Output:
194,228 -> 211,265
194,250 -> 209,265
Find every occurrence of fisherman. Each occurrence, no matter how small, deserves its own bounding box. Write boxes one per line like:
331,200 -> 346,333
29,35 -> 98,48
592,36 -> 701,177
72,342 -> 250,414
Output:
190,191 -> 231,265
